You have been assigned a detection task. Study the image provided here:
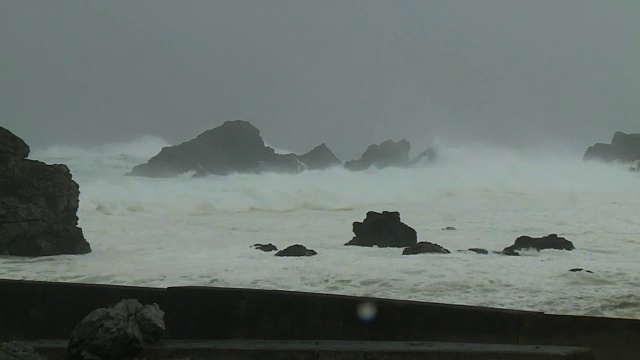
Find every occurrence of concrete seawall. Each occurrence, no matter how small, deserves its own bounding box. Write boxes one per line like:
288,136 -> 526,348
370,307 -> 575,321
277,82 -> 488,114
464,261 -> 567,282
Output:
1,279 -> 637,359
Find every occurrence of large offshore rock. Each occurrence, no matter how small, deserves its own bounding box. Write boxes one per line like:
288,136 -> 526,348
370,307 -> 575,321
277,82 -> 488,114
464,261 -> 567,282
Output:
297,143 -> 342,170
345,211 -> 417,248
344,139 -> 411,171
0,126 -> 91,256
128,120 -> 342,177
275,244 -> 317,257
402,241 -> 450,255
68,299 -> 165,360
584,131 -> 640,163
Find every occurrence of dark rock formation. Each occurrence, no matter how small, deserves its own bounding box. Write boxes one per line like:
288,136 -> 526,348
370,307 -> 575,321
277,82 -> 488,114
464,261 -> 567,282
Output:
569,268 -> 594,273
409,147 -> 437,166
0,126 -> 91,256
345,211 -> 417,248
0,341 -> 45,360
584,131 -> 640,163
344,139 -> 411,171
68,299 -> 165,360
252,243 -> 278,252
128,120 -> 343,177
402,241 -> 450,255
442,226 -> 457,231
503,234 -> 575,254
500,248 -> 520,256
275,244 -> 317,257
297,143 -> 342,170
468,248 -> 488,254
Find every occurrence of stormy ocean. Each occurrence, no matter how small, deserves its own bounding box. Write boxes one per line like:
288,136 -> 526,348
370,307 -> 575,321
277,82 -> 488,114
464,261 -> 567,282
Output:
2,137 -> 639,320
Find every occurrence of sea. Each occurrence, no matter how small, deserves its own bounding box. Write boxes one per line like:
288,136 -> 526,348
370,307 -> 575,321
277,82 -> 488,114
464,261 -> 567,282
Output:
3,136 -> 639,320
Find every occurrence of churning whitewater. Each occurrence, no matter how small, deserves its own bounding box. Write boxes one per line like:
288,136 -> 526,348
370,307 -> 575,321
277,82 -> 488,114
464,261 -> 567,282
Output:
3,136 -> 640,320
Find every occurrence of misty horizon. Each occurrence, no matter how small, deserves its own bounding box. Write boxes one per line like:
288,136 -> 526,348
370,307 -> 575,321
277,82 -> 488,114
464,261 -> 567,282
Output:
2,1 -> 639,160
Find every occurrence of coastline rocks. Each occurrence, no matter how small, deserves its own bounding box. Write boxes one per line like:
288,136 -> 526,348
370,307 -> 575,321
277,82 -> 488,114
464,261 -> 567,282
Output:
298,143 -> 342,170
275,244 -> 317,257
0,126 -> 91,256
68,299 -> 165,360
344,139 -> 410,171
409,147 -> 437,166
252,243 -> 278,252
402,241 -> 450,255
584,131 -> 640,163
503,234 -> 575,254
345,211 -> 417,248
128,120 -> 342,177
467,248 -> 489,255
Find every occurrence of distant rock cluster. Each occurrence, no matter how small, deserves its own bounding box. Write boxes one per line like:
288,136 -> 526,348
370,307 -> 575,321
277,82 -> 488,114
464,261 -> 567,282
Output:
584,131 -> 640,167
128,120 -> 436,177
0,126 -> 91,256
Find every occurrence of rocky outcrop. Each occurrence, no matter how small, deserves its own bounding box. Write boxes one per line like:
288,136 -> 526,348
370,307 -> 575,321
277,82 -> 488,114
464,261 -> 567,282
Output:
345,211 -> 417,248
275,244 -> 317,257
503,234 -> 575,254
68,299 -> 165,360
298,143 -> 342,170
584,131 -> 640,163
344,139 -> 411,171
409,147 -> 437,166
252,243 -> 278,252
402,241 -> 450,255
0,126 -> 91,256
128,120 -> 342,177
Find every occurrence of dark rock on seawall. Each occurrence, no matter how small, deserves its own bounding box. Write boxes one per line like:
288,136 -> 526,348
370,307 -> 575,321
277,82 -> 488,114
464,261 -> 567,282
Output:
0,341 -> 45,360
503,234 -> 575,253
68,299 -> 165,360
344,139 -> 410,171
275,244 -> 317,257
345,211 -> 417,248
0,126 -> 91,256
402,241 -> 450,255
584,131 -> 640,163
252,243 -> 278,252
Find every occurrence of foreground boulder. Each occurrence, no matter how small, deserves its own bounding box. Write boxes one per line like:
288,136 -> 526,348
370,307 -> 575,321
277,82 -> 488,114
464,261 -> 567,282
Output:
0,126 -> 91,256
402,241 -> 450,255
68,299 -> 165,360
275,244 -> 317,257
503,234 -> 575,254
344,139 -> 411,171
345,211 -> 417,248
128,120 -> 342,177
584,131 -> 640,163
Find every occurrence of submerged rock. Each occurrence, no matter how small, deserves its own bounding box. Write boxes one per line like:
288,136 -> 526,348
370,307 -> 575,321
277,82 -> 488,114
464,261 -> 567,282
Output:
344,139 -> 411,171
467,248 -> 488,254
345,211 -> 417,248
275,244 -> 317,257
503,234 -> 575,254
252,243 -> 278,252
68,299 -> 165,360
584,131 -> 640,164
0,126 -> 91,256
402,241 -> 450,255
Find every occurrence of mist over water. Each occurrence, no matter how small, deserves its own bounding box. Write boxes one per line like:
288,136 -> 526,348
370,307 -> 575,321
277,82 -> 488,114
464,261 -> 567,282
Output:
6,136 -> 640,319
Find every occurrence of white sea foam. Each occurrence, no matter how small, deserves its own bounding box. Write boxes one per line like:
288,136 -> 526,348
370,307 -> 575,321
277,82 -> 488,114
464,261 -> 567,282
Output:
3,137 -> 640,319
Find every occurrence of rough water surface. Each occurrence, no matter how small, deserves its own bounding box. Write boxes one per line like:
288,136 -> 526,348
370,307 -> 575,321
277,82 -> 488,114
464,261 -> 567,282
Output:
2,137 -> 639,320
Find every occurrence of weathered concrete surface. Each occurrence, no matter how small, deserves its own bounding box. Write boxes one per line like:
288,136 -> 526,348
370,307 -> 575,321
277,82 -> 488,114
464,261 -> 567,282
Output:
0,279 -> 638,359
27,339 -> 594,360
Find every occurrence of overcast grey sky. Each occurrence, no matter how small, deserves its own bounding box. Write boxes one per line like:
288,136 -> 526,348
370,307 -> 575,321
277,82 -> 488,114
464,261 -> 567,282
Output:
1,0 -> 638,159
